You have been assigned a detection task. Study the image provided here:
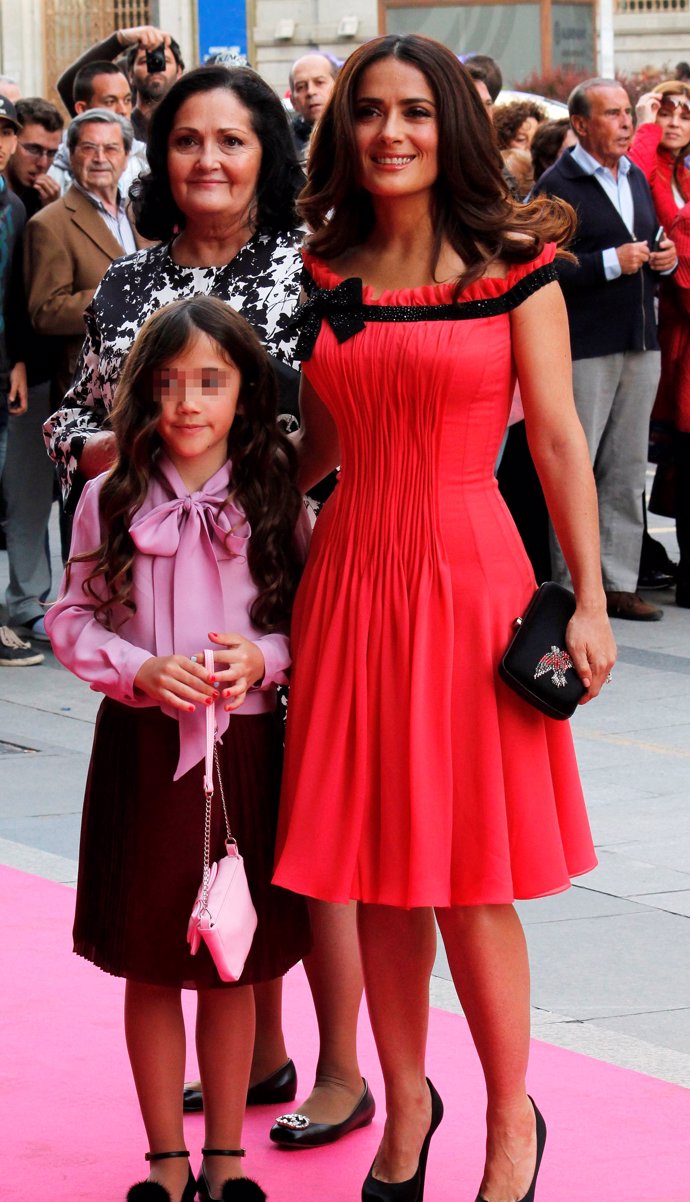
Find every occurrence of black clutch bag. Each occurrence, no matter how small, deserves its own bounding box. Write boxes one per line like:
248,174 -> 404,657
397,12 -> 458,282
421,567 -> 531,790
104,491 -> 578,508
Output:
499,582 -> 586,720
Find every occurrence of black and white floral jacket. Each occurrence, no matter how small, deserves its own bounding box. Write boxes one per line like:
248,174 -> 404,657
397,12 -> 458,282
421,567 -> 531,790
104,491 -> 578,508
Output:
44,228 -> 304,506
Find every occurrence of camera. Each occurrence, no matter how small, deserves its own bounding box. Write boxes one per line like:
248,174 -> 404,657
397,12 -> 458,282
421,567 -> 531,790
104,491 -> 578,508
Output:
145,45 -> 167,74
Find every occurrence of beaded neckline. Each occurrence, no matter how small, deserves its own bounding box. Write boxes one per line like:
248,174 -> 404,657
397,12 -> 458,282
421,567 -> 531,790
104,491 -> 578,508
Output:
292,263 -> 558,361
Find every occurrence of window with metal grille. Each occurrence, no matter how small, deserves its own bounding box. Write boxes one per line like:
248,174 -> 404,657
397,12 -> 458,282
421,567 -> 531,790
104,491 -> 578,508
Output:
43,0 -> 152,110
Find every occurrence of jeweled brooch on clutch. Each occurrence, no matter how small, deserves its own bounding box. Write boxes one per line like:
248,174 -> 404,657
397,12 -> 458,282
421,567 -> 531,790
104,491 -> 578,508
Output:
534,646 -> 574,688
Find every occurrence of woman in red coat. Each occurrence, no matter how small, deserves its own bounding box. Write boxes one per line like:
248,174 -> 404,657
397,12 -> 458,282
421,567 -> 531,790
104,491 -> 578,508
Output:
654,203 -> 690,605
630,81 -> 690,229
630,81 -> 690,605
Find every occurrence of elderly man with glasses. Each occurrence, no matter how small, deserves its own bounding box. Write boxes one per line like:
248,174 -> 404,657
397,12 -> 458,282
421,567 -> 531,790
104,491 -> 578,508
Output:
24,109 -> 147,398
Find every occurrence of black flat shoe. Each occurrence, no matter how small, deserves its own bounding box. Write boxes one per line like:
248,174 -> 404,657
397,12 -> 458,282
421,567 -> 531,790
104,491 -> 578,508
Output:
270,1078 -> 376,1148
476,1097 -> 547,1202
127,1150 -> 196,1202
361,1078 -> 443,1202
183,1057 -> 298,1112
196,1149 -> 265,1201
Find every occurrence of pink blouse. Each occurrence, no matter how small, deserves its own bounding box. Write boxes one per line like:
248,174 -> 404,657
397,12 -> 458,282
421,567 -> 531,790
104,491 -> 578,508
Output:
46,453 -> 308,779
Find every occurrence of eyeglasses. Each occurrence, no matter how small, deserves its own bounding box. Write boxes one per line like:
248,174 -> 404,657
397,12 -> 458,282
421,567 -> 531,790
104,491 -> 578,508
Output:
75,142 -> 125,157
658,97 -> 690,116
17,141 -> 58,162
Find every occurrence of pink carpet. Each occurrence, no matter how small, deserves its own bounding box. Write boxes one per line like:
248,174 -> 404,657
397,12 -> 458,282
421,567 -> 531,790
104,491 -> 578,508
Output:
1,864 -> 688,1201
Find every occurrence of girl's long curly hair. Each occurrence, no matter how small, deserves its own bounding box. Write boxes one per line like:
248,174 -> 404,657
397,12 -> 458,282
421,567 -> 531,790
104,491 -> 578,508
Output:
301,35 -> 576,295
74,296 -> 303,632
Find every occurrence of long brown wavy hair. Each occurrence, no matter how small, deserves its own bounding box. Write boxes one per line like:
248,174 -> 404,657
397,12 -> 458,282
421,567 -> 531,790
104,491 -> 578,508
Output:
301,34 -> 576,294
73,296 -> 303,632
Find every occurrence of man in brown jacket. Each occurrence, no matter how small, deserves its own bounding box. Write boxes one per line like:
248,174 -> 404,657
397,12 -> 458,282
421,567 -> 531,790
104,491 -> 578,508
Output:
24,107 -> 147,396
6,109 -> 147,643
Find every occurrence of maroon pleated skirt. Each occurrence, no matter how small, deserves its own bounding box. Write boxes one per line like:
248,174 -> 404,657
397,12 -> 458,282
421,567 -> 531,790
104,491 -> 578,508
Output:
73,700 -> 311,989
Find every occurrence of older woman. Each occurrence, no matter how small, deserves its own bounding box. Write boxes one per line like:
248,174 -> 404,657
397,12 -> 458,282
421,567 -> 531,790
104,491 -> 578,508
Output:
494,98 -> 547,153
44,66 -> 304,505
43,64 -> 367,1201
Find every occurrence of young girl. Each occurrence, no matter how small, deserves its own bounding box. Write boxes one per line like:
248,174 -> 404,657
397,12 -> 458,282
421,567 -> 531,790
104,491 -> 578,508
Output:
46,296 -> 311,1202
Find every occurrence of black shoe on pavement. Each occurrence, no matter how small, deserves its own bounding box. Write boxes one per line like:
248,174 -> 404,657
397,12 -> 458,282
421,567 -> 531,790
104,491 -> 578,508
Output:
638,568 -> 677,590
0,625 -> 45,666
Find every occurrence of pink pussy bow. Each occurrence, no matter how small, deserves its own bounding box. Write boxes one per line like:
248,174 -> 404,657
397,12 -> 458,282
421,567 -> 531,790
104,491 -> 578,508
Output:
129,456 -> 250,780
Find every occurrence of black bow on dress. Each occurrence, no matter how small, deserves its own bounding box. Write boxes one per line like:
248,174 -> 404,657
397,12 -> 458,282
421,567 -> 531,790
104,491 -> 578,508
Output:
291,276 -> 366,361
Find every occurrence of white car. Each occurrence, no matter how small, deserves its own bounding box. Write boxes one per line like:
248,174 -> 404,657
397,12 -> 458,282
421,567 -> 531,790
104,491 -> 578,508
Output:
495,90 -> 569,120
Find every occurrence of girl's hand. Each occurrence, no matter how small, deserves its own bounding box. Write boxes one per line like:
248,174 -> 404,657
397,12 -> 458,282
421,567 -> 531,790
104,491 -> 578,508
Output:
565,607 -> 617,702
203,632 -> 266,712
134,655 -> 216,712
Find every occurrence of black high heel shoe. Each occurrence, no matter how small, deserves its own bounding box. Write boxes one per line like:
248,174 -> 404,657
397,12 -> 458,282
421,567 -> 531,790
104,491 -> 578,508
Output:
361,1078 -> 443,1202
196,1148 -> 266,1202
476,1098 -> 547,1202
126,1150 -> 197,1202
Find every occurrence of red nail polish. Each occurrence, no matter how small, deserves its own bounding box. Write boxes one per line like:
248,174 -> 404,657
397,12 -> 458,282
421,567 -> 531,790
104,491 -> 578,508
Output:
209,675 -> 216,683
205,697 -> 213,706
209,632 -> 218,637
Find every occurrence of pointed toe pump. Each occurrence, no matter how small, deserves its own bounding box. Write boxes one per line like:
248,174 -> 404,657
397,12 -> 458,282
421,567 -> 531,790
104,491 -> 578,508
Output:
126,1150 -> 196,1202
196,1149 -> 266,1202
362,1078 -> 443,1202
476,1098 -> 547,1202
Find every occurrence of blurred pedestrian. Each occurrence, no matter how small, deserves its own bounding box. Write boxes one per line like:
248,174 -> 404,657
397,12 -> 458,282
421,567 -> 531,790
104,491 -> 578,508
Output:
530,117 -> 577,185
494,98 -> 546,151
289,53 -> 338,164
0,94 -> 40,667
7,98 -> 63,215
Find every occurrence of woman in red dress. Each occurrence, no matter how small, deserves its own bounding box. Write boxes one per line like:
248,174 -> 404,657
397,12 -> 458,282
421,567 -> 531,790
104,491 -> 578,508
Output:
274,36 -> 616,1202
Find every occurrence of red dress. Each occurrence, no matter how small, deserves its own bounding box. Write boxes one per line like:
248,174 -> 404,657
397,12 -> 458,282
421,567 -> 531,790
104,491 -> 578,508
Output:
274,243 -> 597,908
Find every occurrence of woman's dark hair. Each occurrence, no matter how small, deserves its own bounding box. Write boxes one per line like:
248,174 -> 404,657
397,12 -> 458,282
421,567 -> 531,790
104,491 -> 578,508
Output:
493,99 -> 547,150
301,35 -> 575,294
530,117 -> 572,184
131,66 -> 304,240
73,296 -> 303,633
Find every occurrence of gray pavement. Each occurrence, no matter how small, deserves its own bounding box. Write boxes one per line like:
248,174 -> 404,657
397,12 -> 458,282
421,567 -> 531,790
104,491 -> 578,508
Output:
1,499 -> 689,1089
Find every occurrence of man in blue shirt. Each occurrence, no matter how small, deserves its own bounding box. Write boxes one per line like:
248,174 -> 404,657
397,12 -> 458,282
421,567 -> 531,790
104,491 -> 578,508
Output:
535,79 -> 677,620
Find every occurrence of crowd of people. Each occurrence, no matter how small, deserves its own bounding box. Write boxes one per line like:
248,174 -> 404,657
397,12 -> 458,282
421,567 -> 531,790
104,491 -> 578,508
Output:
0,20 -> 683,1202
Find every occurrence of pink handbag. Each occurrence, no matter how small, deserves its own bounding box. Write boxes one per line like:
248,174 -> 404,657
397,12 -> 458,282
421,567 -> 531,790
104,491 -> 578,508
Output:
186,650 -> 257,982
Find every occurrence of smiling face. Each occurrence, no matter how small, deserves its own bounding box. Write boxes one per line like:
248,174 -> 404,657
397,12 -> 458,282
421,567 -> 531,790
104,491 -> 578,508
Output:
656,93 -> 690,155
155,330 -> 241,488
353,58 -> 438,201
510,115 -> 539,149
167,88 -> 262,229
572,85 -> 633,169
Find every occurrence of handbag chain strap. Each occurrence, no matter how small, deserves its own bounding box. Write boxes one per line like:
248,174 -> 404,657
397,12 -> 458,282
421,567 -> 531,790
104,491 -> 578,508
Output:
201,649 -> 234,910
